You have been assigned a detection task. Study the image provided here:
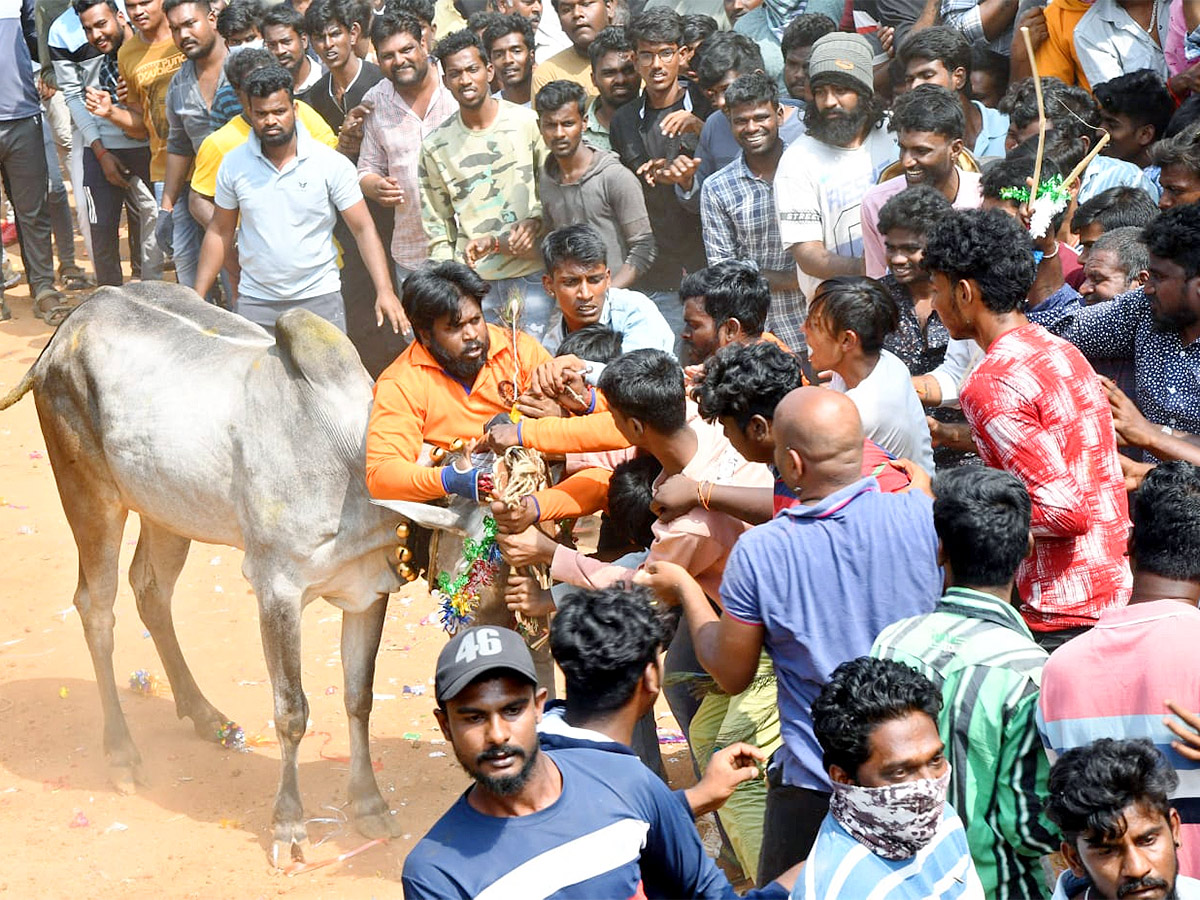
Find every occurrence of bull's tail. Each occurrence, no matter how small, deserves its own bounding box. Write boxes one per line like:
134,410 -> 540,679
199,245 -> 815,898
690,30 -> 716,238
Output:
0,366 -> 35,411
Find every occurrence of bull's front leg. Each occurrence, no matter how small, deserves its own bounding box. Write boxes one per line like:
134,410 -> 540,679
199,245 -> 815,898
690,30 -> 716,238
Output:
341,597 -> 402,839
257,587 -> 310,868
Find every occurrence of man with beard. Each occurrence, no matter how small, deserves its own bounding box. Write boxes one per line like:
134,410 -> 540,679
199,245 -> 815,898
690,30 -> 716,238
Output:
536,80 -> 656,291
193,65 -> 398,334
419,29 -> 554,342
483,14 -> 535,106
1046,739 -> 1200,899
1060,204 -> 1200,442
774,32 -> 898,302
860,85 -> 981,279
358,11 -> 455,288
582,25 -> 638,152
52,0 -> 157,289
403,623 -> 804,899
532,0 -> 612,97
701,73 -> 805,353
161,0 -> 227,288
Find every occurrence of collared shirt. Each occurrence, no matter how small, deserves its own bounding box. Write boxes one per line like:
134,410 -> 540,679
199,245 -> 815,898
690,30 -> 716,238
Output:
1039,599 -> 1200,877
942,0 -> 1013,56
701,151 -> 807,352
1075,0 -> 1170,88
365,323 -> 552,502
357,77 -> 456,268
872,587 -> 1057,900
960,323 -> 1132,630
542,287 -> 675,357
721,476 -> 941,789
214,120 -> 361,301
1079,153 -> 1161,204
418,98 -> 545,281
583,96 -> 611,151
796,805 -> 984,899
1061,287 -> 1200,437
972,100 -> 1009,159
165,56 -> 229,156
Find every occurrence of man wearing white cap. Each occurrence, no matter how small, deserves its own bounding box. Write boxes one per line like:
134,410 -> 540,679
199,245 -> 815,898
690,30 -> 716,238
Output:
774,31 -> 899,300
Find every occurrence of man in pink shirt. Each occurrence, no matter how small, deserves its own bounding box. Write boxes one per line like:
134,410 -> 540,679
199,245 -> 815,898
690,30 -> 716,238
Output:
860,85 -> 982,279
924,207 -> 1131,652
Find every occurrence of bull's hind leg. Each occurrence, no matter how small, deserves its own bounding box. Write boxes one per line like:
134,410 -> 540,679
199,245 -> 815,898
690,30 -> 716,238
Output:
340,597 -> 401,840
130,521 -> 230,743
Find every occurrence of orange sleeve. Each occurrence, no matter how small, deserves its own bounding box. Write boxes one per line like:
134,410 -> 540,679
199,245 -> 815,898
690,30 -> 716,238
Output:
365,369 -> 448,501
1036,8 -> 1089,89
532,467 -> 613,520
518,407 -> 630,455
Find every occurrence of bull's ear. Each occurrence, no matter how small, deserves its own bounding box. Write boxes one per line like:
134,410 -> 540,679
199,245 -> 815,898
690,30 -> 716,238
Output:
370,499 -> 477,536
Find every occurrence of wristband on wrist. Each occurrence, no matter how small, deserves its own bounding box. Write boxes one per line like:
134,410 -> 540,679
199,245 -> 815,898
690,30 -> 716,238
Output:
440,464 -> 479,500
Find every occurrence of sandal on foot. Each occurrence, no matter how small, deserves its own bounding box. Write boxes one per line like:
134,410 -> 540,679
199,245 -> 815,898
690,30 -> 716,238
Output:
34,289 -> 73,326
59,266 -> 94,291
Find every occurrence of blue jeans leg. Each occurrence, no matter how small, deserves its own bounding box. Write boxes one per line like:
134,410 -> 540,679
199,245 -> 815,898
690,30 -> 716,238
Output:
172,186 -> 202,289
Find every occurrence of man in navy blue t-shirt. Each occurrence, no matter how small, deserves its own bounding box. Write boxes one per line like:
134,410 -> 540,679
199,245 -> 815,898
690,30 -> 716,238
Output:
402,624 -> 800,899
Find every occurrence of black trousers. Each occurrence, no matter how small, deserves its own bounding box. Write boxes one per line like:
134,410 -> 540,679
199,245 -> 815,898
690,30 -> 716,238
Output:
757,755 -> 831,887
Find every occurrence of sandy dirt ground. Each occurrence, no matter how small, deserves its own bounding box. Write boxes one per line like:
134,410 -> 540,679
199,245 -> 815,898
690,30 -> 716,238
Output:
0,274 -> 694,899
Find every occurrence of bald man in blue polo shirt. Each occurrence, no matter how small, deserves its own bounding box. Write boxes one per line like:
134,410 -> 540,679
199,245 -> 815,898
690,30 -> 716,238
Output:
194,63 -> 404,336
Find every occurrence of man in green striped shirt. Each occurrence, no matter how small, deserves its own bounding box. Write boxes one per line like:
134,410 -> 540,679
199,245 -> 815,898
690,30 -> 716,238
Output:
872,467 -> 1059,899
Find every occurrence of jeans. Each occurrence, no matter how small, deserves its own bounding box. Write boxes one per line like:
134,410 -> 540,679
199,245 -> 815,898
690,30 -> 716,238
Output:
82,145 -> 155,286
172,185 -> 203,289
484,272 -> 555,345
41,112 -> 75,271
0,114 -> 54,296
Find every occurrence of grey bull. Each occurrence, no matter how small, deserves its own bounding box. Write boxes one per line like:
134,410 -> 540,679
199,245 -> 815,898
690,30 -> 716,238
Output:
0,283 -> 452,866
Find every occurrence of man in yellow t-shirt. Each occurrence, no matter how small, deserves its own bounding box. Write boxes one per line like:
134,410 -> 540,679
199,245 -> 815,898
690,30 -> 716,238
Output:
531,0 -> 613,98
119,0 -> 184,184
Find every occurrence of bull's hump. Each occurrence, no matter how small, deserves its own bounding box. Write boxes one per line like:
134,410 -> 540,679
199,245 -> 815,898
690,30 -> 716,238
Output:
275,309 -> 371,395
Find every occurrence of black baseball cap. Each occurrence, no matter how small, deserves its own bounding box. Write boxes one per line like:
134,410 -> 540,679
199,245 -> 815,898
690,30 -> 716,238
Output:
435,626 -> 538,703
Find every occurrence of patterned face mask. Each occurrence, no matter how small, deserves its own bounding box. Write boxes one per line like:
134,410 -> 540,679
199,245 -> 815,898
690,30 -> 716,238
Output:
829,768 -> 951,860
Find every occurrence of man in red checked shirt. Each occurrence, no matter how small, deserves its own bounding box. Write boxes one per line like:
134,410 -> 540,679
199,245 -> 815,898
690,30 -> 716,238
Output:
924,208 -> 1131,652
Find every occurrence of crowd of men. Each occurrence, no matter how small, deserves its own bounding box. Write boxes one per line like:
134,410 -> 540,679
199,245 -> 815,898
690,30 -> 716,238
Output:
7,0 -> 1200,895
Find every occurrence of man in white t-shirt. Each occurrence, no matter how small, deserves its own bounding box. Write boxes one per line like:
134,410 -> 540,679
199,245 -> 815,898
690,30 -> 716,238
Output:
803,276 -> 934,474
775,32 -> 898,301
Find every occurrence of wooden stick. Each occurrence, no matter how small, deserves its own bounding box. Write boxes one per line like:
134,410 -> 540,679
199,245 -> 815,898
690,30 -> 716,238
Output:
1063,132 -> 1111,189
1020,26 -> 1047,205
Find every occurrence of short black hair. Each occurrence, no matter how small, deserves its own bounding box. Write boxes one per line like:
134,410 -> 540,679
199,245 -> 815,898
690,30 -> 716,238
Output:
1143,203 -> 1200,280
260,2 -> 304,35
724,71 -> 777,113
890,84 -> 965,141
534,78 -> 588,117
243,64 -> 294,100
370,9 -> 423,46
401,260 -> 490,335
467,9 -> 502,32
597,349 -> 687,433
541,223 -> 608,274
556,323 -> 623,363
1091,226 -> 1150,280
1167,96 -> 1200,138
1072,186 -> 1160,233
679,260 -> 770,337
304,0 -> 369,34
693,341 -> 804,428
808,276 -> 899,355
224,46 -> 275,90
606,454 -> 662,549
1130,460 -> 1200,582
385,0 -> 434,26
1150,125 -> 1200,179
681,12 -> 717,47
163,0 -> 211,16
588,24 -> 632,68
1094,69 -> 1174,143
971,45 -> 1008,94
1046,739 -> 1179,843
482,11 -> 534,55
217,0 -> 263,37
898,26 -> 970,86
73,0 -> 120,17
693,31 -> 763,90
924,208 -> 1036,313
433,27 -> 486,65
877,184 -> 954,238
1001,76 -> 1099,142
933,467 -> 1031,588
812,656 -> 943,780
779,12 -> 835,58
550,586 -> 665,716
627,7 -> 683,47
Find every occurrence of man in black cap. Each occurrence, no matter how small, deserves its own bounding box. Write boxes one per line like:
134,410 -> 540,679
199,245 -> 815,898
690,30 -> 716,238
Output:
403,625 -> 803,899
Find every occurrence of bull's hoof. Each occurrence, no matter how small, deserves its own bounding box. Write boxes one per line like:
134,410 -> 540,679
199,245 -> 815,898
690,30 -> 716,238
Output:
184,704 -> 234,745
269,823 -> 308,870
353,806 -> 403,839
109,760 -> 148,795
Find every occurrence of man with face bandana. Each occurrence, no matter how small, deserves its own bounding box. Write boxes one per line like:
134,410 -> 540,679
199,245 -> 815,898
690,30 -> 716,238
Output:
800,656 -> 985,899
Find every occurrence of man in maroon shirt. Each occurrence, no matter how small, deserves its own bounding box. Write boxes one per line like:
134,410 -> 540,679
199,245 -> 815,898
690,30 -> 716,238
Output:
924,208 -> 1131,651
